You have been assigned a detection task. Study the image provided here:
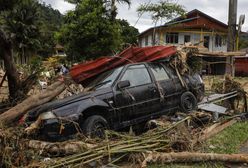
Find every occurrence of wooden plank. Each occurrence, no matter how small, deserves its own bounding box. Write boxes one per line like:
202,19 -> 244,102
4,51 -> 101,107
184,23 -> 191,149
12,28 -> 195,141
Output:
197,51 -> 246,57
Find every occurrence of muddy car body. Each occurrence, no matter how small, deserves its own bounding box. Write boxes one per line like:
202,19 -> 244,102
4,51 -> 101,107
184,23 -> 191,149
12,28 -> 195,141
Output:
26,62 -> 204,140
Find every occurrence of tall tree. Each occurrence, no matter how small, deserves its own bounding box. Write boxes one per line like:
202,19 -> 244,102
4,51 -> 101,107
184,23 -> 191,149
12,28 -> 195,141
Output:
57,0 -> 122,61
137,0 -> 186,45
137,0 -> 185,23
6,0 -> 40,62
117,19 -> 139,46
108,0 -> 131,20
37,3 -> 63,57
0,0 -> 40,100
65,0 -> 131,20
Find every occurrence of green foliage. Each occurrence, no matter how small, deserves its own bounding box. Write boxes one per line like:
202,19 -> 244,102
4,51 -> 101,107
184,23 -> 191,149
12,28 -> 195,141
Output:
0,0 -> 63,59
117,19 -> 139,46
3,0 -> 40,51
137,0 -> 186,22
108,0 -> 131,20
37,2 -> 63,57
0,0 -> 19,11
29,55 -> 43,73
65,0 -> 82,4
239,38 -> 248,50
66,0 -> 131,20
57,0 -> 123,61
205,121 -> 248,154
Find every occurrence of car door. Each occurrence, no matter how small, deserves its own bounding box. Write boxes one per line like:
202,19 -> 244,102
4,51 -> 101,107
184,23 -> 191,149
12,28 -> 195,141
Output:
114,64 -> 160,123
163,64 -> 185,106
149,63 -> 177,110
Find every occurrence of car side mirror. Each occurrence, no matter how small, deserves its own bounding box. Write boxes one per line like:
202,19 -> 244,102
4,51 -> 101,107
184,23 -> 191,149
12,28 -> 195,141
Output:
117,80 -> 130,89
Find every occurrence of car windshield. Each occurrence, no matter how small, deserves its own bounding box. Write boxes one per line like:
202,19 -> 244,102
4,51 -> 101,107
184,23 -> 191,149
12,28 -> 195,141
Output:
88,66 -> 123,90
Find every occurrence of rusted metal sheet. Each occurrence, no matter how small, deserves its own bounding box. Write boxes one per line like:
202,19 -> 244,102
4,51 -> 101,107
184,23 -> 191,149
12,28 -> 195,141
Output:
70,46 -> 177,85
235,56 -> 248,76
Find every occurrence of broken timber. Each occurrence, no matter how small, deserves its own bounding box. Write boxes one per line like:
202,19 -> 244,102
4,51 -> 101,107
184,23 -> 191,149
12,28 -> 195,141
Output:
141,152 -> 248,167
196,51 -> 246,57
0,81 -> 66,125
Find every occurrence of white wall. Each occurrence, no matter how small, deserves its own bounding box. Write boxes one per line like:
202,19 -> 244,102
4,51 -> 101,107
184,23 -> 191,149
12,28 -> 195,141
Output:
139,32 -> 227,52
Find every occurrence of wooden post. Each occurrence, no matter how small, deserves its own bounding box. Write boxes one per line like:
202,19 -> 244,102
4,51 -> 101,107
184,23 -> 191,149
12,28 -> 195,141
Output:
226,0 -> 237,76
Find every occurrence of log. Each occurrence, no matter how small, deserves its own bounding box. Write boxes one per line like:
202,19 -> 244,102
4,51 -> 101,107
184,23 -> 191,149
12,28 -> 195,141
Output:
141,152 -> 248,167
0,81 -> 66,125
27,140 -> 97,156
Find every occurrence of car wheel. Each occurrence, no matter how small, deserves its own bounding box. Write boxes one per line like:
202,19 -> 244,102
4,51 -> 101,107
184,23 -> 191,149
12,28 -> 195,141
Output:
180,92 -> 197,113
197,88 -> 205,102
82,115 -> 108,138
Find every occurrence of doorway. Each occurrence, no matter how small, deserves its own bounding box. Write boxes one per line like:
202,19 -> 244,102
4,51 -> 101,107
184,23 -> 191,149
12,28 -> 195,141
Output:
204,36 -> 210,49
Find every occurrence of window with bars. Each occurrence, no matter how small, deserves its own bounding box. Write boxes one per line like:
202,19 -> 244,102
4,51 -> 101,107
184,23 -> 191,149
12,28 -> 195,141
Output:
165,33 -> 179,44
215,35 -> 226,47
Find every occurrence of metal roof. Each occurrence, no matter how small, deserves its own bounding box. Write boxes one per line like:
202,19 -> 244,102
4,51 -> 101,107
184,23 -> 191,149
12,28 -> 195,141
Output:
70,46 -> 177,85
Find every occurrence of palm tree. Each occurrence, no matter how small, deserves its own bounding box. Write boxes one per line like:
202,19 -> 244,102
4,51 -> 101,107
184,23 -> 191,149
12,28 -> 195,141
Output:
108,0 -> 131,20
0,0 -> 40,100
65,0 -> 131,20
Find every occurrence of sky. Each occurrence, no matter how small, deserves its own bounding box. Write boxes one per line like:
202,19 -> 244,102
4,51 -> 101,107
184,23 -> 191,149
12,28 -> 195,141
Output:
42,0 -> 248,33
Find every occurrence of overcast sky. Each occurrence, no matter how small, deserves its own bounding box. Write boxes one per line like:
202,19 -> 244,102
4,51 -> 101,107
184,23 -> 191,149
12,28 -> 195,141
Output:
42,0 -> 248,33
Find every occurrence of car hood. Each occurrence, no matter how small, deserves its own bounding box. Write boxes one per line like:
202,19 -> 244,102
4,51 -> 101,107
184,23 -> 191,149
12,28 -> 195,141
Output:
27,87 -> 112,120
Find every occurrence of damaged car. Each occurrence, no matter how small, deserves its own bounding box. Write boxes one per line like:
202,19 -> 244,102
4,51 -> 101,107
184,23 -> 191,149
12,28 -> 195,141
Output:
25,62 -> 204,140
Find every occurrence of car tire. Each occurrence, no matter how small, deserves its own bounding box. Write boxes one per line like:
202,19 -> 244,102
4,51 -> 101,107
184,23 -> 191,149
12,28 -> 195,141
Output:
180,92 -> 197,113
82,115 -> 108,138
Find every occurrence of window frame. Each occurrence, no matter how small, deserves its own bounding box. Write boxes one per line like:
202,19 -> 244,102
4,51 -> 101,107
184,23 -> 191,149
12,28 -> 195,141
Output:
215,34 -> 225,47
149,63 -> 170,82
116,64 -> 153,89
184,35 -> 191,43
165,33 -> 179,44
145,36 -> 149,46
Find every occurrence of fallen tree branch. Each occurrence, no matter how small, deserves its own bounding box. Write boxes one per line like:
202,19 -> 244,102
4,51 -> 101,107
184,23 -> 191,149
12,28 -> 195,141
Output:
141,152 -> 248,168
27,140 -> 97,156
0,81 -> 66,125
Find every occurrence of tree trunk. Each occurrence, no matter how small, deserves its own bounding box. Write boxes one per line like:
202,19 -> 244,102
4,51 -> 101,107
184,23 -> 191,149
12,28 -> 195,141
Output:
141,152 -> 248,167
0,81 -> 66,125
27,140 -> 97,156
110,0 -> 117,20
0,30 -> 20,101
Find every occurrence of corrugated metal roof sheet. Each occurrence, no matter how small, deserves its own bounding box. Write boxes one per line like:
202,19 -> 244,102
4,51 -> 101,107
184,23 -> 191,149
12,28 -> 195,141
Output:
70,46 -> 177,85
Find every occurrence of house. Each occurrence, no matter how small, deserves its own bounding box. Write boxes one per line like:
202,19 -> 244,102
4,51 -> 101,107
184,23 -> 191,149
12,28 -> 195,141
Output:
54,44 -> 66,57
138,9 -> 228,52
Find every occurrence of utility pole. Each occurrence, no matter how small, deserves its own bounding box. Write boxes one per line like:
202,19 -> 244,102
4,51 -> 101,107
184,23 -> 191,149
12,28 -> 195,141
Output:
226,0 -> 237,76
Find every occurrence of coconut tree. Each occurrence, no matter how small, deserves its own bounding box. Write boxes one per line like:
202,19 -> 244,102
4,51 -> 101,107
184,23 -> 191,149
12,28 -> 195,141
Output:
66,0 -> 131,20
0,0 -> 40,101
108,0 -> 131,20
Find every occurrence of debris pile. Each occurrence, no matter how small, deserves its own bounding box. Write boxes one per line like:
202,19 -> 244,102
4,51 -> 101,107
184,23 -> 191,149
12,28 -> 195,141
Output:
0,45 -> 247,167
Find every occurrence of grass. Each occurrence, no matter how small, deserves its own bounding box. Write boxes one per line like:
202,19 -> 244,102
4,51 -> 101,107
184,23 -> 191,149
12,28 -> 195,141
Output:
204,121 -> 248,154
148,121 -> 248,168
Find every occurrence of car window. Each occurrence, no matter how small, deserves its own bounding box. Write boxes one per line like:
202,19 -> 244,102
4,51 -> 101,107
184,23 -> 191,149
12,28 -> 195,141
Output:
150,64 -> 170,81
89,66 -> 123,89
121,64 -> 151,87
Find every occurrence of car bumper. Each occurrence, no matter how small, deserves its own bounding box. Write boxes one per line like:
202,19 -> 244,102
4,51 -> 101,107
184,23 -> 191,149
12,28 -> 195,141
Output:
39,118 -> 78,141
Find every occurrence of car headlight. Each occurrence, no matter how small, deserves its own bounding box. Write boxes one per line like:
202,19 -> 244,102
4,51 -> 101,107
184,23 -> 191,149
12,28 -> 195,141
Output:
39,111 -> 56,120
